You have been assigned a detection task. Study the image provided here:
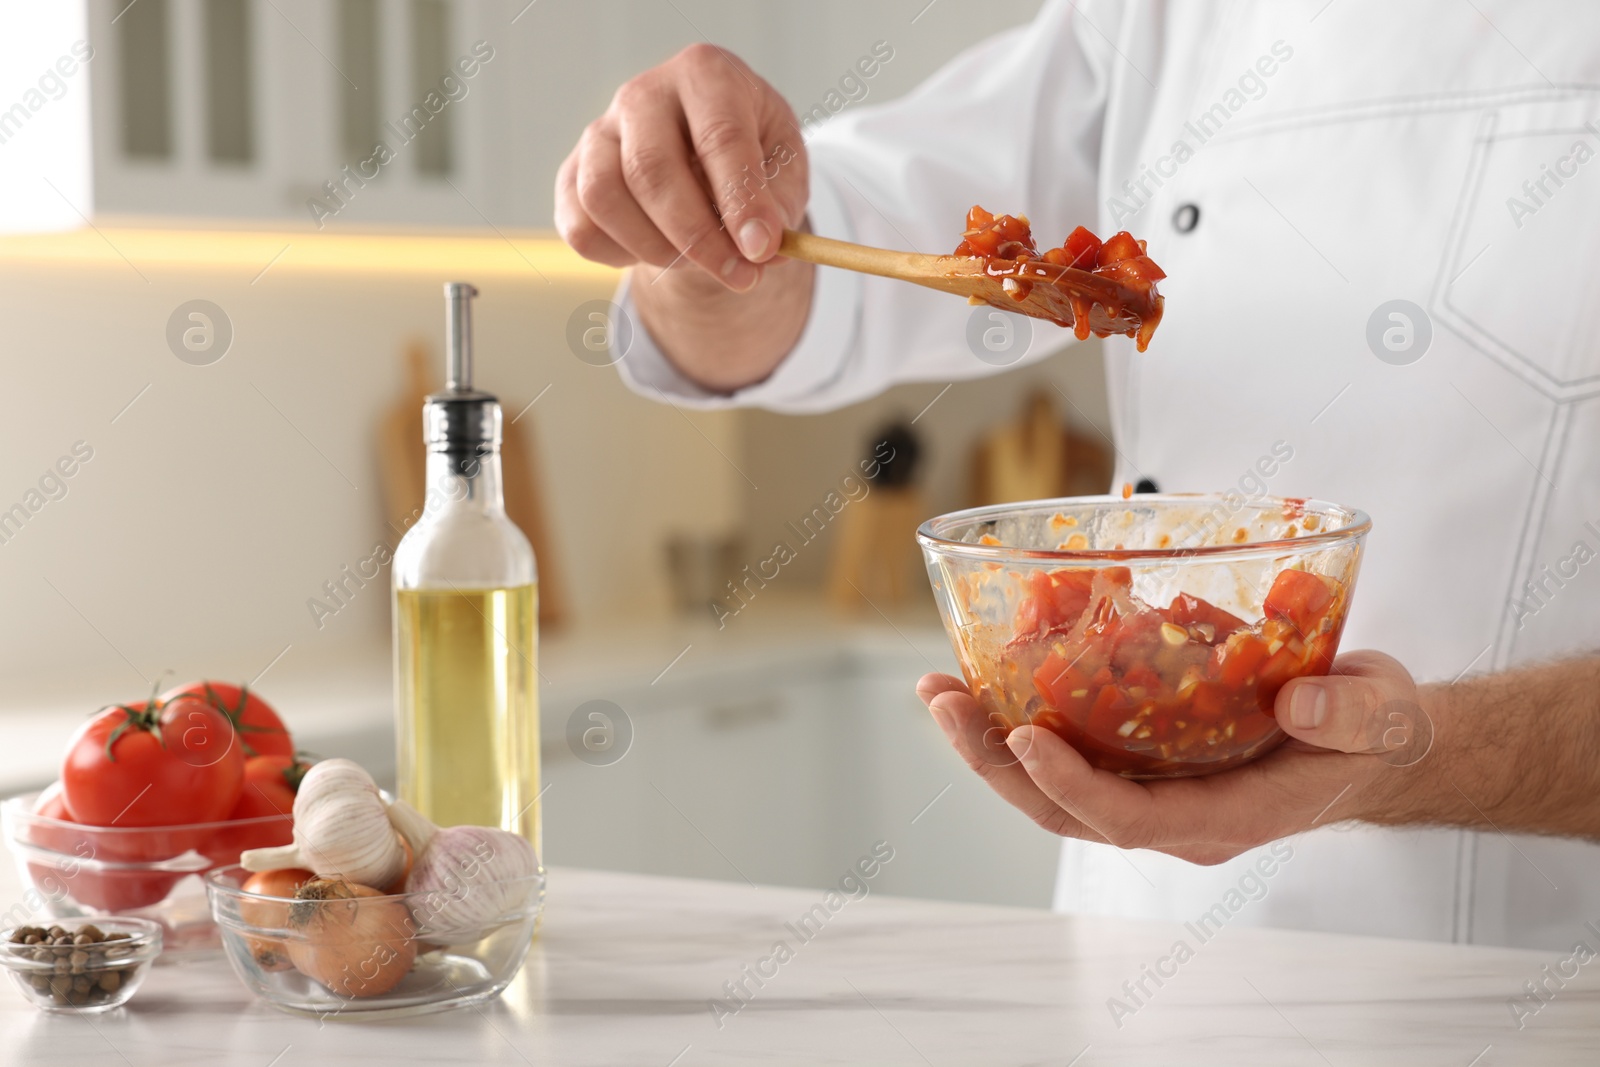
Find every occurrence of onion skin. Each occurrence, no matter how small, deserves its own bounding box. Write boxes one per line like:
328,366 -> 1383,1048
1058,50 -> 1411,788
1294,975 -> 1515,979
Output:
239,868 -> 314,972
287,879 -> 417,997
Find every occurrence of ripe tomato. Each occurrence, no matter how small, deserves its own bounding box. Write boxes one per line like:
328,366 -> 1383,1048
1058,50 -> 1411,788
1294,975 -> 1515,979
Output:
24,784 -> 83,855
236,754 -> 306,817
1103,255 -> 1168,285
161,681 -> 293,759
1213,632 -> 1270,689
202,755 -> 308,866
1014,569 -> 1097,638
1085,684 -> 1134,740
1095,230 -> 1145,266
1109,609 -> 1166,673
1257,634 -> 1311,703
1033,653 -> 1090,713
955,205 -> 1040,259
61,694 -> 246,841
26,789 -> 181,912
1167,593 -> 1246,643
1060,225 -> 1102,269
1263,569 -> 1337,636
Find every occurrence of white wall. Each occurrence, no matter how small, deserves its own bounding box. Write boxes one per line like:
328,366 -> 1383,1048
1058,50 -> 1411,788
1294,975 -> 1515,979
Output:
0,255 -> 747,692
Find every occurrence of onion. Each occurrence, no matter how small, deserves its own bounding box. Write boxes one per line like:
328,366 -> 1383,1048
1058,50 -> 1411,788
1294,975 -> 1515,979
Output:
287,879 -> 416,997
239,868 -> 314,973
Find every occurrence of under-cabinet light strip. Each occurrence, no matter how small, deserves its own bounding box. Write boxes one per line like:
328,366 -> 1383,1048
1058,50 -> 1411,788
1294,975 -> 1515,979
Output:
0,226 -> 619,279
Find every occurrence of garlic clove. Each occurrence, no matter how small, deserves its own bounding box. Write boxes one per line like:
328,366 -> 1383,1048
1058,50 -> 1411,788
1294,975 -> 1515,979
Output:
385,798 -> 439,856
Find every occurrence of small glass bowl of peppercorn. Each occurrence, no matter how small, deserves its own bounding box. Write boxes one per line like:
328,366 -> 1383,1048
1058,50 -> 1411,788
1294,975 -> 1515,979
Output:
1,918 -> 160,1012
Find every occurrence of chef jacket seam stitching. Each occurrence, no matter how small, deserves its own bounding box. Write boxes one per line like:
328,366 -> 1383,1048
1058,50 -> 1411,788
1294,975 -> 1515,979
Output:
1218,85 -> 1600,142
1427,100 -> 1600,402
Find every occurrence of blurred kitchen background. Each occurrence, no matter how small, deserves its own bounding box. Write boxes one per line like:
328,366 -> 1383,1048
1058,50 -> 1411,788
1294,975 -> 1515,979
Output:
0,0 -> 1118,909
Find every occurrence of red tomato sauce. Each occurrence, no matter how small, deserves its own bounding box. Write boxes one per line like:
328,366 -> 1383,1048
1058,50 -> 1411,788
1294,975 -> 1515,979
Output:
953,206 -> 1167,350
961,566 -> 1347,776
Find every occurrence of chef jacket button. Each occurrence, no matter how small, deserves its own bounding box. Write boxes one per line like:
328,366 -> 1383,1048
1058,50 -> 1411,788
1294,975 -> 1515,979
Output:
1172,203 -> 1199,233
1135,478 -> 1159,494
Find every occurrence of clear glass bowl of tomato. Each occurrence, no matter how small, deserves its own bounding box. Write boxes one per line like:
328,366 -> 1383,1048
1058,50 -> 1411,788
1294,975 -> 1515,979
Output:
1,790 -> 293,957
918,494 -> 1368,778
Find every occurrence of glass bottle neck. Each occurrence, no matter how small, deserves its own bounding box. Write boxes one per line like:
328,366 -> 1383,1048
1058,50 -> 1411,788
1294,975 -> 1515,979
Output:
426,449 -> 505,513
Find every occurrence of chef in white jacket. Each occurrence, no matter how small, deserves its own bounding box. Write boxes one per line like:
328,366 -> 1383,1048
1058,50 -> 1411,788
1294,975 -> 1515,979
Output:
555,0 -> 1600,951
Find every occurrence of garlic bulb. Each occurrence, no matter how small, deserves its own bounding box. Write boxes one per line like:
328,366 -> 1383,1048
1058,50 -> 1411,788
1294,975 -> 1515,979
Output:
386,799 -> 542,945
241,759 -> 407,889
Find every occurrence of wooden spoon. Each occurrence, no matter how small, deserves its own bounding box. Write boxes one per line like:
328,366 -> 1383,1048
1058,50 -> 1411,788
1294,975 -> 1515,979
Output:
778,229 -> 1164,350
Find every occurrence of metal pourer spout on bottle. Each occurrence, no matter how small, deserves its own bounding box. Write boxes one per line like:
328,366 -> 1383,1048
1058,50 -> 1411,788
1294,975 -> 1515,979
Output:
423,282 -> 503,480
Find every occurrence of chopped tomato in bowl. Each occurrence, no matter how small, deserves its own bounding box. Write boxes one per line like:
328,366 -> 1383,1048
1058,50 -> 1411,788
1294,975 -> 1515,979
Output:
917,495 -> 1368,778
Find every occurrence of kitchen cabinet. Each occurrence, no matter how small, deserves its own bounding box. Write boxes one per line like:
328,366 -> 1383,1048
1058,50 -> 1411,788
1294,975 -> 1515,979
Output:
539,626 -> 1061,909
89,0 -> 505,226
542,659 -> 851,890
80,0 -> 1040,228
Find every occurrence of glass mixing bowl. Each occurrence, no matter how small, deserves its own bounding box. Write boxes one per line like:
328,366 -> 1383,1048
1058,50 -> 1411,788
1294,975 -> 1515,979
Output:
2,791 -> 292,956
918,494 -> 1368,778
205,865 -> 545,1018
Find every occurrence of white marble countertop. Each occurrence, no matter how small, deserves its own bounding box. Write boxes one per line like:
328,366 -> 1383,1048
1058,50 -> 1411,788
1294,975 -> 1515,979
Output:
2,865 -> 1596,1065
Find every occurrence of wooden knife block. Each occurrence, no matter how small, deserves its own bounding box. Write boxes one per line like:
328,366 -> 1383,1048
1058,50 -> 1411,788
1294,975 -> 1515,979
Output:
971,390 -> 1112,506
377,341 -> 567,628
826,487 -> 927,613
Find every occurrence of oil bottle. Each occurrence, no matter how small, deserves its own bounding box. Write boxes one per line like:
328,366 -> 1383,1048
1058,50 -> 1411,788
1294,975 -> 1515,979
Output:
393,282 -> 541,860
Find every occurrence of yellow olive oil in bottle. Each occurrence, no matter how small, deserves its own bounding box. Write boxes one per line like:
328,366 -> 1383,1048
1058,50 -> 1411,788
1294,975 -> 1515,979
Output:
394,283 -> 541,860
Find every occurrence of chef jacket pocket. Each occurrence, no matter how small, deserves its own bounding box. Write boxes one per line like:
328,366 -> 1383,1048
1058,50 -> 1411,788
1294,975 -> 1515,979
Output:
1436,95 -> 1600,401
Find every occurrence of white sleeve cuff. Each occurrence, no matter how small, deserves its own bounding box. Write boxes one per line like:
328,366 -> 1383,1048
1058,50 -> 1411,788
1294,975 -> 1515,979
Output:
612,170 -> 863,413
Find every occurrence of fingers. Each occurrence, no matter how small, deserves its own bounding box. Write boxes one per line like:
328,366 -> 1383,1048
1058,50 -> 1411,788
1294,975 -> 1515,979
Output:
573,123 -> 679,267
615,80 -> 760,291
554,146 -> 635,268
923,688 -> 1102,842
555,45 -> 808,288
675,49 -> 806,263
1005,726 -> 1162,849
1277,650 -> 1419,754
915,672 -> 966,706
914,657 -> 1418,860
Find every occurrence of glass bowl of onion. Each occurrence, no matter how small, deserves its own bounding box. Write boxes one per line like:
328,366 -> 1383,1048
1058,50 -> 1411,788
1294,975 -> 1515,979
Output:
204,864 -> 545,1018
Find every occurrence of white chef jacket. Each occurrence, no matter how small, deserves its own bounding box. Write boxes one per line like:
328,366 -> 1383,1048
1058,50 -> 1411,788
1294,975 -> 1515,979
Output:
616,0 -> 1600,951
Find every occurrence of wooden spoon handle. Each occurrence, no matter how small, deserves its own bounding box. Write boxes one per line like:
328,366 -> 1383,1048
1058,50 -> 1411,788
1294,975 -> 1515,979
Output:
778,229 -> 938,283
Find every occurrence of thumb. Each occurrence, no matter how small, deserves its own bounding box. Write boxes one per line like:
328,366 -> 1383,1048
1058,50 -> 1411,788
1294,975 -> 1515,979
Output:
1277,650 -> 1425,756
